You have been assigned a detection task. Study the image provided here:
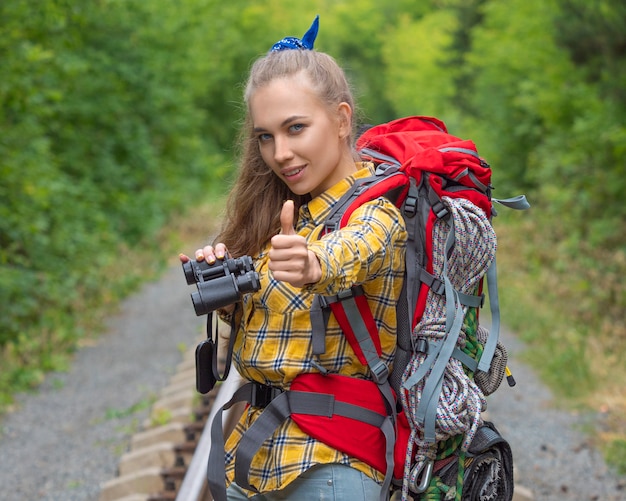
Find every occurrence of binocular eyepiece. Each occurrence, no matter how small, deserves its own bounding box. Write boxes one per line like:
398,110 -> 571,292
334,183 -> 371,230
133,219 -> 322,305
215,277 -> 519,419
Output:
182,255 -> 260,316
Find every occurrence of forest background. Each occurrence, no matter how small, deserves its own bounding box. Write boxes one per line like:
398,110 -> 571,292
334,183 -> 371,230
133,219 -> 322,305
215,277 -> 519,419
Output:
1,0 -> 624,474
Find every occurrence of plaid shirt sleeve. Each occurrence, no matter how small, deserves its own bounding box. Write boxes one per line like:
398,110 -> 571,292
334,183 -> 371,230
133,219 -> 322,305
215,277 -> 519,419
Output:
307,197 -> 406,296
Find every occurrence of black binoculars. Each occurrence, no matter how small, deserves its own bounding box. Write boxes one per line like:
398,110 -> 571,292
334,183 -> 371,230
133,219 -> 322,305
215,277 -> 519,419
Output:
182,255 -> 260,316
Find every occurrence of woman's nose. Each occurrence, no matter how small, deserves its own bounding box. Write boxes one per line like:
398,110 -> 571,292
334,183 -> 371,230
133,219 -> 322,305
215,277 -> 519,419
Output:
274,136 -> 294,163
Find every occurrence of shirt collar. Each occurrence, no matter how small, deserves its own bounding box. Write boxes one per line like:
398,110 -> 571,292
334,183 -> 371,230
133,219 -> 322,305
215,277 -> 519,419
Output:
300,162 -> 375,226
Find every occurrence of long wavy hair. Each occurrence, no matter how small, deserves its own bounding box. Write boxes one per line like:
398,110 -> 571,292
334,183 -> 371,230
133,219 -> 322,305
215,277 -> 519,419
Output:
216,49 -> 358,258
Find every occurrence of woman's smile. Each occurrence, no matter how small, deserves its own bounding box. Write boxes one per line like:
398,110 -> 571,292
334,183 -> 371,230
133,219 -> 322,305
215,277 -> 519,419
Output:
282,164 -> 307,179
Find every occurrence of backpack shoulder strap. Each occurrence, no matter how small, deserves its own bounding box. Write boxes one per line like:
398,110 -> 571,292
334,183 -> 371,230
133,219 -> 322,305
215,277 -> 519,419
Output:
327,288 -> 389,383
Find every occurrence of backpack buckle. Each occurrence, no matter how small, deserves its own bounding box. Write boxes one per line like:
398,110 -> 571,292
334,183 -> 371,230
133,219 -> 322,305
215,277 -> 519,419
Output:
418,268 -> 445,296
250,383 -> 283,408
336,288 -> 356,300
317,286 -> 364,311
404,195 -> 418,217
317,295 -> 331,309
414,339 -> 429,354
310,358 -> 329,375
432,200 -> 449,219
370,360 -> 389,384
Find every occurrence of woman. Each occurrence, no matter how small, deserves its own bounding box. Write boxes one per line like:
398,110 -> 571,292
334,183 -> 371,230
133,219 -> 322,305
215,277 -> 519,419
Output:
182,16 -> 406,501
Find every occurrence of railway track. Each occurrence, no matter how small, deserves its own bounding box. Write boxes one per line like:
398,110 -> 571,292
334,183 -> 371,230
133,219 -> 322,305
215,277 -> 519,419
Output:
98,324 -> 244,501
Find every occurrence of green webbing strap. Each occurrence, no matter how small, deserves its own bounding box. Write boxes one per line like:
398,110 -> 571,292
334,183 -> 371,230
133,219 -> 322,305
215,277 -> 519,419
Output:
455,449 -> 466,501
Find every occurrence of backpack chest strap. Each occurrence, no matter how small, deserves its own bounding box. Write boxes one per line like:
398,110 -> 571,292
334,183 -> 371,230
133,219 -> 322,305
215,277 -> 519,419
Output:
310,285 -> 388,384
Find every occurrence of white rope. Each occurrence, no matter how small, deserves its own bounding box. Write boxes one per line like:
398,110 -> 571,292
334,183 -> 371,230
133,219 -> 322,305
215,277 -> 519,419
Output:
400,197 -> 496,500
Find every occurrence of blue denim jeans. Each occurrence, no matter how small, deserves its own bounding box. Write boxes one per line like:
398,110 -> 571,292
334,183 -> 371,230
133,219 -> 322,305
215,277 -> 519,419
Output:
226,463 -> 382,501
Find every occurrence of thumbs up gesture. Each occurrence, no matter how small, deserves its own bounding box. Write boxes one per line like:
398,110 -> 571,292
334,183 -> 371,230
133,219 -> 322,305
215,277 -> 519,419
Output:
269,200 -> 322,288
279,199 -> 297,236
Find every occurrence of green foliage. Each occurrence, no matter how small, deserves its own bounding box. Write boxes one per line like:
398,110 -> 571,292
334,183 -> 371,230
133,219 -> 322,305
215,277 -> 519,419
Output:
460,0 -> 566,191
605,438 -> 626,476
321,0 -> 398,123
538,0 -> 626,251
554,0 -> 626,95
0,0 -> 230,400
381,10 -> 459,121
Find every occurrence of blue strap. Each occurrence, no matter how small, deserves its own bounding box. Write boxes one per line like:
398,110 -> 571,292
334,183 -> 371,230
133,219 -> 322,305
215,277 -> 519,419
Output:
422,228 -> 465,443
478,192 -> 529,369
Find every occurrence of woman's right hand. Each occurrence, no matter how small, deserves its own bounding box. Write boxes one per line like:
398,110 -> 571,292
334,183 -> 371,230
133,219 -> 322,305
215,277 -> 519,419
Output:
178,243 -> 229,264
179,243 -> 236,316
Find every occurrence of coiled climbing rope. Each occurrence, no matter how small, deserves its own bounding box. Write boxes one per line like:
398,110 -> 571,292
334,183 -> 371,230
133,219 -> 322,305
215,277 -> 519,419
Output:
400,196 -> 497,500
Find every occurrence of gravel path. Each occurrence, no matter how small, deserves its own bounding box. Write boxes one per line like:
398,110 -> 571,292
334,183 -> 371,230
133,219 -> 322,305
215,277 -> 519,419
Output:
0,263 -> 204,501
0,262 -> 624,501
486,326 -> 625,500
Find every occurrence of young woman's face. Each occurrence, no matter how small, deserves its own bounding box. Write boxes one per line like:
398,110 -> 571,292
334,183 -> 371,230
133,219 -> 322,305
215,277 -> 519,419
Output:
250,73 -> 355,198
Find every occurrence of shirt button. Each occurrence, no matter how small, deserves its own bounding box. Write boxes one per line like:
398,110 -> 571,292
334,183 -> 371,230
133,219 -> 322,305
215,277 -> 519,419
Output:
327,479 -> 333,486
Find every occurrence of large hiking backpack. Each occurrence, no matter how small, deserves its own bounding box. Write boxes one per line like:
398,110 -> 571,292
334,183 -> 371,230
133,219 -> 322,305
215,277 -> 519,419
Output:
204,115 -> 529,501
315,115 -> 529,500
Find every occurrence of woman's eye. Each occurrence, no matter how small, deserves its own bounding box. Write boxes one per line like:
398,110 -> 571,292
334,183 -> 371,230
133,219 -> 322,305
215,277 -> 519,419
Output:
289,123 -> 305,133
258,133 -> 272,142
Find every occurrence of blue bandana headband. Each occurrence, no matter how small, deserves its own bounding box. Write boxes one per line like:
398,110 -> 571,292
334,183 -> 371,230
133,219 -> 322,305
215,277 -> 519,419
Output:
270,15 -> 319,52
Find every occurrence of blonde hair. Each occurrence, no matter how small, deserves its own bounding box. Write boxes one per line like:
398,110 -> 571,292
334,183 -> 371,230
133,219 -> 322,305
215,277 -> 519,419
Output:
216,50 -> 357,258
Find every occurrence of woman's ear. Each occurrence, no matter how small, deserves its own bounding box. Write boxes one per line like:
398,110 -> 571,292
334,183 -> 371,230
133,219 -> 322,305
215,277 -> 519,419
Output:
337,102 -> 352,140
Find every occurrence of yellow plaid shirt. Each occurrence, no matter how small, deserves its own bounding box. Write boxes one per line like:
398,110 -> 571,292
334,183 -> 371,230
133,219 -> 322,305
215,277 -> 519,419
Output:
224,163 -> 407,494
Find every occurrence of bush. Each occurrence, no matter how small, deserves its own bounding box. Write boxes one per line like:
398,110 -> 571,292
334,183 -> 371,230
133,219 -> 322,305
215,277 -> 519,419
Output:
0,0 -> 226,398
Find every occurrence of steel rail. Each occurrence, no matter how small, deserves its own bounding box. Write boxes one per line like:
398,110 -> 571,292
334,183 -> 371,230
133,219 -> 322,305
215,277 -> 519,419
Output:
176,370 -> 244,501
